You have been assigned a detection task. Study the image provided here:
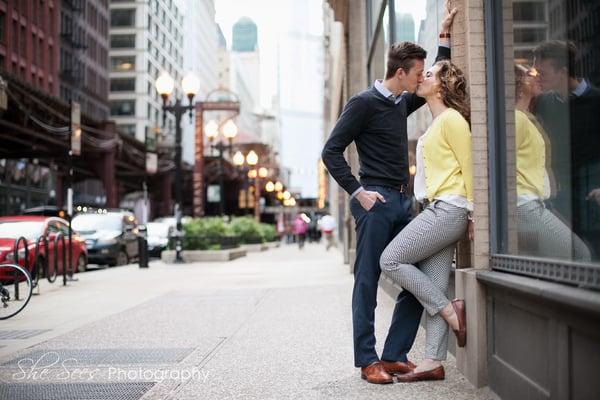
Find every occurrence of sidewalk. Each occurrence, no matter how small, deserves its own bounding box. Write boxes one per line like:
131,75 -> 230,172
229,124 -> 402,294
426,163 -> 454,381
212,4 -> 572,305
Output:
0,243 -> 497,399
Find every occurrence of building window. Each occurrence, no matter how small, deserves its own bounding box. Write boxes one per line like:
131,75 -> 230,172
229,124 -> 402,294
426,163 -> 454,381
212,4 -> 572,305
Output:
513,2 -> 546,23
0,12 -> 5,44
19,25 -> 25,56
110,9 -> 136,27
110,34 -> 135,48
117,124 -> 136,137
488,0 -> 600,286
110,100 -> 135,116
110,78 -> 135,92
111,56 -> 135,72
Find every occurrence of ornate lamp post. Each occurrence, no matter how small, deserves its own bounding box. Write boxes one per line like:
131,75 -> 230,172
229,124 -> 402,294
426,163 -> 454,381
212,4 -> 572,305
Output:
205,119 -> 238,216
232,150 -> 268,220
155,71 -> 200,262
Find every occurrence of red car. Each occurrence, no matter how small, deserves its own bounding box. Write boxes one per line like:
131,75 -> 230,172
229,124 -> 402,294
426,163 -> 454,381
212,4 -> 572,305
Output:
0,216 -> 88,279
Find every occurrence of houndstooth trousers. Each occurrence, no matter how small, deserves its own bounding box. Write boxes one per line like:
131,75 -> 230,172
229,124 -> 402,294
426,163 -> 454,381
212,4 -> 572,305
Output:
517,200 -> 591,261
380,200 -> 468,361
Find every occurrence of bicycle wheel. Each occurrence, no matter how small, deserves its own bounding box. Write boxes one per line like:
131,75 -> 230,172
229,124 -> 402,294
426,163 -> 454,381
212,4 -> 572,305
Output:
0,263 -> 33,320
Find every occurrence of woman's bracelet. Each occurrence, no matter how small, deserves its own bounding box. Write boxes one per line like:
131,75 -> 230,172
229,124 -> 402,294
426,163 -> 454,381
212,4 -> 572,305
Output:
467,213 -> 475,222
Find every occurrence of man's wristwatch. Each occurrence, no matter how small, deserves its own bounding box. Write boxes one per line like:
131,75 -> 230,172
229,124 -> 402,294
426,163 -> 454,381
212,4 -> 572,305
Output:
439,32 -> 451,38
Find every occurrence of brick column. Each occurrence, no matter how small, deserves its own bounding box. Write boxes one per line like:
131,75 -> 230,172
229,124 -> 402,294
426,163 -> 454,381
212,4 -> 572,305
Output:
345,0 -> 367,270
451,0 -> 490,388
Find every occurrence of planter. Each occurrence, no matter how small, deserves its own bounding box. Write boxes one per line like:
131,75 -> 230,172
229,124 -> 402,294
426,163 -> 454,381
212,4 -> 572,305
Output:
161,248 -> 246,263
241,243 -> 268,252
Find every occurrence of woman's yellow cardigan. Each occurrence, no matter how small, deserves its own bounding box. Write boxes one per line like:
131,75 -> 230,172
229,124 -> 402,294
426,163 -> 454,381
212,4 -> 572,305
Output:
420,108 -> 473,204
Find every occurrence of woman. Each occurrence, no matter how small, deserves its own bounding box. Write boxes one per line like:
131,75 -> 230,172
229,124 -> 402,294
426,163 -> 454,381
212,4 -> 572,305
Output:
514,64 -> 591,261
379,60 -> 473,382
292,213 -> 309,250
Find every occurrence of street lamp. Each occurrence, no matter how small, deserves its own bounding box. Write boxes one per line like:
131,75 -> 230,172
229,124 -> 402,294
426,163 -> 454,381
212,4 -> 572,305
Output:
155,71 -> 199,263
206,118 -> 238,216
232,150 -> 268,221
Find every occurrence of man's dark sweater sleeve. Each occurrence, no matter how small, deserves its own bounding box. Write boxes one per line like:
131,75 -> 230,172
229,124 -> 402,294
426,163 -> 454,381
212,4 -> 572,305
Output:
406,45 -> 452,115
321,95 -> 368,195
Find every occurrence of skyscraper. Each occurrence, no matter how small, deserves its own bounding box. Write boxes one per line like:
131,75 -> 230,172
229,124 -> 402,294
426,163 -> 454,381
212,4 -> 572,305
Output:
395,13 -> 415,42
181,0 -> 218,164
232,16 -> 258,52
108,0 -> 184,143
60,0 -> 110,121
278,0 -> 324,197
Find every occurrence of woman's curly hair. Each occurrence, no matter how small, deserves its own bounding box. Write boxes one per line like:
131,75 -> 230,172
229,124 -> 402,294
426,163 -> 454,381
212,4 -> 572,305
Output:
435,60 -> 470,125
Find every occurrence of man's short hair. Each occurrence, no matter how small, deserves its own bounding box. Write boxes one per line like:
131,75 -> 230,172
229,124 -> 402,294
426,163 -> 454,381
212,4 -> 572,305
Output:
385,42 -> 427,79
533,40 -> 579,78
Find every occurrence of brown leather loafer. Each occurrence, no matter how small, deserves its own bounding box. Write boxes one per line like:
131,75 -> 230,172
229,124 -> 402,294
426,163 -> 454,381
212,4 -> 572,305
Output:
396,365 -> 445,382
360,361 -> 394,384
451,299 -> 467,347
381,360 -> 416,375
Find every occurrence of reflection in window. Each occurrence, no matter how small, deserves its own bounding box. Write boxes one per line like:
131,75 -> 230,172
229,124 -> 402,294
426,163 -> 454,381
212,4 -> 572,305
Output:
503,0 -> 600,262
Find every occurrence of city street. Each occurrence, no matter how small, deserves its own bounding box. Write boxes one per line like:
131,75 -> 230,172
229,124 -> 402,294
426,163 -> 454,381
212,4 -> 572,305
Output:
0,244 -> 496,399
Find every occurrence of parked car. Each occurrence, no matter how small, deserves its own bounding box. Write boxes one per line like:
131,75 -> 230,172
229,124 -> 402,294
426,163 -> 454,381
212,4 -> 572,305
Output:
0,216 -> 88,278
72,211 -> 139,266
146,222 -> 172,257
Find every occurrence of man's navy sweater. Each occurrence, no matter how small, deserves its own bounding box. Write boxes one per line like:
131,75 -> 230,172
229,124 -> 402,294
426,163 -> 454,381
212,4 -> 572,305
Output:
321,46 -> 450,196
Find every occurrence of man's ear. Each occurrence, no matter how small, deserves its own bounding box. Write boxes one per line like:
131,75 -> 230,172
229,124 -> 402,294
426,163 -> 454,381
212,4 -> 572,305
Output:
395,67 -> 406,79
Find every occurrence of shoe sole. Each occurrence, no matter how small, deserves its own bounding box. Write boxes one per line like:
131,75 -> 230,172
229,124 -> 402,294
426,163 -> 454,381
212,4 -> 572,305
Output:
361,374 -> 393,384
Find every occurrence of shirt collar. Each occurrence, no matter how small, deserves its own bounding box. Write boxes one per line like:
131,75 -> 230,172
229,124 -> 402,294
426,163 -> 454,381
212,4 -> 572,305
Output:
374,80 -> 403,104
572,79 -> 589,97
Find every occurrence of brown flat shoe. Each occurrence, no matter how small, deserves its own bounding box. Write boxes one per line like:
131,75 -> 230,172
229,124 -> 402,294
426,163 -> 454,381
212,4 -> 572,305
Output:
360,361 -> 394,384
396,365 -> 445,382
451,299 -> 467,347
381,360 -> 416,375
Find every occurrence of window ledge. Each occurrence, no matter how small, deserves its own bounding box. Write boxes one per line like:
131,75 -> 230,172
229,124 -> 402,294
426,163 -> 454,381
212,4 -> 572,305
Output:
477,270 -> 600,318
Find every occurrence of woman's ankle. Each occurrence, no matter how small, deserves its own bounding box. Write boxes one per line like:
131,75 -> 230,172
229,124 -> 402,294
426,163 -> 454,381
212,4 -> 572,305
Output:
440,303 -> 459,331
414,359 -> 442,372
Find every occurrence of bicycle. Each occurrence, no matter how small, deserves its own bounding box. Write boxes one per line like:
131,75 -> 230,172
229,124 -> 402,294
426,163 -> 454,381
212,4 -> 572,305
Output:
0,263 -> 33,320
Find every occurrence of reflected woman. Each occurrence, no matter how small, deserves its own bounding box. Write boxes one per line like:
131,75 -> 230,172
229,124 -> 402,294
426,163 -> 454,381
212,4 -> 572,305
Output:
379,60 -> 472,382
514,64 -> 591,261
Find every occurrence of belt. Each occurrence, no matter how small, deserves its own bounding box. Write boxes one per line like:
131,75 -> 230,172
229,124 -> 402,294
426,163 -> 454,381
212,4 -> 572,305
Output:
363,183 -> 407,193
388,184 -> 407,193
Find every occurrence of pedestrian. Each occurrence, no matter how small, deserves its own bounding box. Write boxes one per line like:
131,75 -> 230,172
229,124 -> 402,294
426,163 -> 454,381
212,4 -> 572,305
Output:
318,214 -> 337,250
379,60 -> 472,382
292,213 -> 308,250
321,0 -> 457,384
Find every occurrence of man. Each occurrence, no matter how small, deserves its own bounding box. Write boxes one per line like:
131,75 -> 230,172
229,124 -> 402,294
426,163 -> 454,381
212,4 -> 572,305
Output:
533,40 -> 600,260
321,3 -> 457,384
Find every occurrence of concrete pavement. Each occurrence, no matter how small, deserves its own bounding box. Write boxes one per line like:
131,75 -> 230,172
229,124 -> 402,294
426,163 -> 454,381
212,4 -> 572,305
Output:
0,242 -> 498,399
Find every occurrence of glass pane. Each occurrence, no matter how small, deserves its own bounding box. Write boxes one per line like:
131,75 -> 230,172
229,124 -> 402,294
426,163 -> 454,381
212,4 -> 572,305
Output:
111,56 -> 135,72
110,100 -> 136,116
110,34 -> 135,48
502,0 -> 600,262
110,9 -> 135,27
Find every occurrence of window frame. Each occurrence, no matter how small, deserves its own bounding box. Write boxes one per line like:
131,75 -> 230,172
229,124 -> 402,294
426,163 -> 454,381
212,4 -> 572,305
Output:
485,0 -> 600,291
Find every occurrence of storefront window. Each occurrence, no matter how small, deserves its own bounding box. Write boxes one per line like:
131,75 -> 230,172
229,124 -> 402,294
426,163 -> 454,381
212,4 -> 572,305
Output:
494,1 -> 600,268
